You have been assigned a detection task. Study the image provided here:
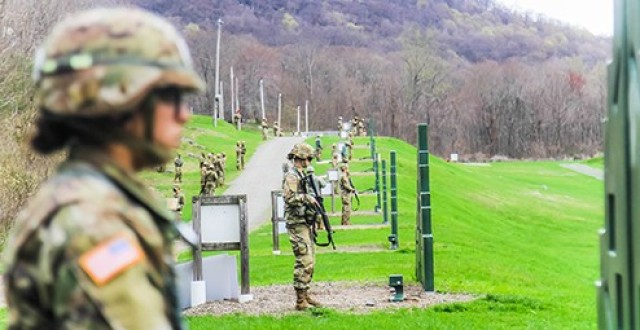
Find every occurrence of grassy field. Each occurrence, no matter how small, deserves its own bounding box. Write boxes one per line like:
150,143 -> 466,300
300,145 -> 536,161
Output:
0,117 -> 604,329
185,130 -> 603,328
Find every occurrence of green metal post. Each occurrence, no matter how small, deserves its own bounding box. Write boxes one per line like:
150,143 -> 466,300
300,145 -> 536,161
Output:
382,159 -> 388,224
598,0 -> 637,328
389,151 -> 398,250
375,153 -> 381,212
416,124 -> 434,292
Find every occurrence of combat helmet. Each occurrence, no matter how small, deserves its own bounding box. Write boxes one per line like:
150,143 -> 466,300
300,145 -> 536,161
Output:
33,8 -> 204,117
287,143 -> 314,160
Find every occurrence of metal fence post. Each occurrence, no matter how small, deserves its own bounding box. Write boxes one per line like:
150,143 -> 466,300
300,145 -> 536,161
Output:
389,151 -> 398,250
382,159 -> 388,224
375,153 -> 381,212
416,124 -> 434,292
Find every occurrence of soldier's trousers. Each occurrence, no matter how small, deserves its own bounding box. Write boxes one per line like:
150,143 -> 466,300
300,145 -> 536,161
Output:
174,170 -> 182,183
287,223 -> 315,290
341,194 -> 352,225
262,129 -> 268,140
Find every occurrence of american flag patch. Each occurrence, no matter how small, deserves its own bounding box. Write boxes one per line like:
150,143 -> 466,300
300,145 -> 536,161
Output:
79,234 -> 144,286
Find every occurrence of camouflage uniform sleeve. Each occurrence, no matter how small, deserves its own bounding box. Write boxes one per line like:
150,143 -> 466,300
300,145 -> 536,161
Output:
341,176 -> 355,192
283,173 -> 312,206
5,202 -> 174,330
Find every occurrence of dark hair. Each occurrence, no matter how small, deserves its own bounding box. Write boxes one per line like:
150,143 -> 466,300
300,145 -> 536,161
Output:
31,111 -> 133,154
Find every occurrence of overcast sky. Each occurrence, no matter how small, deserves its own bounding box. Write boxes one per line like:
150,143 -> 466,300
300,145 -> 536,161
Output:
496,0 -> 613,36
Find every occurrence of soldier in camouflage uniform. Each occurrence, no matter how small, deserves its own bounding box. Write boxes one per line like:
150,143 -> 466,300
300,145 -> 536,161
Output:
314,135 -> 323,162
282,143 -> 323,310
261,117 -> 269,140
3,8 -> 204,329
273,121 -> 280,137
215,153 -> 224,187
203,163 -> 218,196
339,164 -> 356,225
235,141 -> 242,170
173,185 -> 185,216
240,141 -> 247,169
173,153 -> 184,183
337,116 -> 343,134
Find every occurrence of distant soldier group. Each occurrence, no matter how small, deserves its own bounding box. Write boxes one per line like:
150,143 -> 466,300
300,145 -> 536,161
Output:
200,152 -> 227,196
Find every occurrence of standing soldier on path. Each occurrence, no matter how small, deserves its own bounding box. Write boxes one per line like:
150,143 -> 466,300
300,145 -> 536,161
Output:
202,163 -> 218,196
346,132 -> 354,160
4,8 -> 203,329
314,135 -> 323,162
273,121 -> 280,137
233,109 -> 242,130
337,116 -> 343,134
261,117 -> 269,140
240,141 -> 247,169
339,164 -> 356,225
351,116 -> 359,136
235,141 -> 243,170
214,153 -> 225,187
174,153 -> 184,183
282,143 -> 323,310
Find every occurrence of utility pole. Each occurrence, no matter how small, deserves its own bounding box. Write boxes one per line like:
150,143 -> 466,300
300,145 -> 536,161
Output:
305,100 -> 309,133
277,93 -> 282,128
230,66 -> 235,114
235,76 -> 239,115
219,81 -> 224,121
260,78 -> 265,120
296,105 -> 301,135
213,18 -> 223,127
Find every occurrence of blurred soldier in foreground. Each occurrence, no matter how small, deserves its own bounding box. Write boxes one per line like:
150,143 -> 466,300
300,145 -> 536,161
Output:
3,8 -> 203,329
282,143 -> 323,310
174,153 -> 183,183
340,164 -> 356,225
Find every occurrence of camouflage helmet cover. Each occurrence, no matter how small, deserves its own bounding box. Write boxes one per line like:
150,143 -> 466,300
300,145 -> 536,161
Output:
288,143 -> 314,160
34,8 -> 205,117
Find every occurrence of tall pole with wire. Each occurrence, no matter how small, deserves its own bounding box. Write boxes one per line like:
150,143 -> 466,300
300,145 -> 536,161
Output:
213,18 -> 223,127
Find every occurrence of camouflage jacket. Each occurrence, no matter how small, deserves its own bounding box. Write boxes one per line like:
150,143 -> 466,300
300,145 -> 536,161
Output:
340,174 -> 355,195
282,167 -> 316,225
3,147 -> 183,330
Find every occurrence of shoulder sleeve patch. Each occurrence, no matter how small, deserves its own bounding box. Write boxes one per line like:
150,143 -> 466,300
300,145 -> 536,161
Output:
79,234 -> 144,287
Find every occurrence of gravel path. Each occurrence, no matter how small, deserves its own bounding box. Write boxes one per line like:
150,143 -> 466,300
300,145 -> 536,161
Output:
224,136 -> 304,231
560,163 -> 603,180
184,281 -> 476,316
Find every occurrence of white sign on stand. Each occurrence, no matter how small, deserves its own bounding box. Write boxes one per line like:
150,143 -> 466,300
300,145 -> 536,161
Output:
192,195 -> 251,302
271,190 -> 287,254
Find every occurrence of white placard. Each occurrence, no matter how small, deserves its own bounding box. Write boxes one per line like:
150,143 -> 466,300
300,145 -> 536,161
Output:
320,182 -> 333,196
327,169 -> 339,181
200,204 -> 240,243
450,153 -> 459,162
276,194 -> 285,219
